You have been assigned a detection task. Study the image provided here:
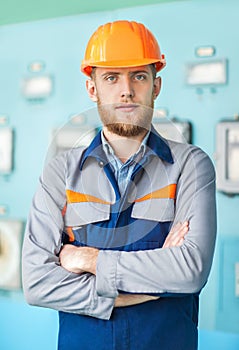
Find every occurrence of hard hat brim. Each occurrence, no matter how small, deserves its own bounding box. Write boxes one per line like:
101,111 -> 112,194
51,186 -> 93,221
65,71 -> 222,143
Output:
81,59 -> 166,77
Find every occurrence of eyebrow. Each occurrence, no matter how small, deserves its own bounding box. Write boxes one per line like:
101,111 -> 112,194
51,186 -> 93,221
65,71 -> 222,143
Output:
101,72 -> 120,78
100,70 -> 150,78
130,70 -> 150,76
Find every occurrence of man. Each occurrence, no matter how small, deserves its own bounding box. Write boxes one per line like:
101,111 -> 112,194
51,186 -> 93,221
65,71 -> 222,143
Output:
22,20 -> 217,350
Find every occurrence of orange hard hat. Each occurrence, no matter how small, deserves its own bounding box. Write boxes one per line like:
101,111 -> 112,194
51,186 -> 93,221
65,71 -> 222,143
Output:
81,20 -> 166,77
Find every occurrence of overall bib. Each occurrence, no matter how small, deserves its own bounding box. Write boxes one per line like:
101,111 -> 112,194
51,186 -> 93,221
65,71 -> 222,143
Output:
58,154 -> 198,350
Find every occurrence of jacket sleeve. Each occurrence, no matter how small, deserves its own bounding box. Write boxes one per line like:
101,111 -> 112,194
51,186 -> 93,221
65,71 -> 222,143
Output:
95,145 -> 217,298
22,152 -> 114,320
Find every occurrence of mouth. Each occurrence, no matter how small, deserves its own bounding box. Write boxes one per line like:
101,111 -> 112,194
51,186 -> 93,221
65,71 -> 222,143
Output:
115,104 -> 139,113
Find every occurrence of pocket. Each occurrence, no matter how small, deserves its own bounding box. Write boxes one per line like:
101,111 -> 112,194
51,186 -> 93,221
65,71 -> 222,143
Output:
64,202 -> 110,226
132,198 -> 175,222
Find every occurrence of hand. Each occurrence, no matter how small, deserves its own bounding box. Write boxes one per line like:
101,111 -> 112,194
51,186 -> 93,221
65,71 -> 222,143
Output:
59,245 -> 99,275
114,293 -> 159,307
163,221 -> 189,248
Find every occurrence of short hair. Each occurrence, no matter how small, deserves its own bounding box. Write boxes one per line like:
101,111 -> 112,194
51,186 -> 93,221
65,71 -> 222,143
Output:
149,64 -> 157,79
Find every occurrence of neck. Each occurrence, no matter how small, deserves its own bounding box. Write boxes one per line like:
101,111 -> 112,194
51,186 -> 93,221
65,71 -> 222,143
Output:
103,127 -> 147,163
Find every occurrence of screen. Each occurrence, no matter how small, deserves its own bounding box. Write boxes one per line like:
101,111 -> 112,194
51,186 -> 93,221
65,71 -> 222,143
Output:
226,129 -> 239,181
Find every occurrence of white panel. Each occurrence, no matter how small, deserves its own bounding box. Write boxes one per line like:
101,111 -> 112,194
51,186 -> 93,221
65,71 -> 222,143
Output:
22,75 -> 53,99
186,59 -> 227,86
0,220 -> 24,290
0,128 -> 13,173
215,121 -> 239,194
51,126 -> 97,156
153,121 -> 191,143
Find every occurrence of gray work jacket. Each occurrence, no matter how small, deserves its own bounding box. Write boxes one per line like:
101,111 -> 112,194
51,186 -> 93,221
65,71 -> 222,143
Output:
22,128 -> 217,320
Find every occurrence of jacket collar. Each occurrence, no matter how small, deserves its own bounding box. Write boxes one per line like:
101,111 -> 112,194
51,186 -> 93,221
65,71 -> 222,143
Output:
147,125 -> 174,164
79,125 -> 174,170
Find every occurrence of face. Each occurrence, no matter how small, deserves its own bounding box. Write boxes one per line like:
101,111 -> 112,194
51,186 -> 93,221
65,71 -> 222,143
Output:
86,65 -> 161,137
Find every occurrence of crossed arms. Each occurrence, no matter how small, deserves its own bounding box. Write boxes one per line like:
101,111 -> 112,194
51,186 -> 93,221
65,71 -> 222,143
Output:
59,221 -> 189,307
22,144 -> 217,319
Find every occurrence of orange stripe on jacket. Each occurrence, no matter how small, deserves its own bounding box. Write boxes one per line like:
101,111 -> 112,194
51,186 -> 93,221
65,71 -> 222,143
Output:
134,184 -> 177,202
61,203 -> 67,217
66,189 -> 111,205
66,227 -> 75,242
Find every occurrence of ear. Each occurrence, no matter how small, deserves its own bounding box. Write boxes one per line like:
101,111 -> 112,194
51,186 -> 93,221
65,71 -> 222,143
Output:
153,76 -> 161,99
86,79 -> 98,102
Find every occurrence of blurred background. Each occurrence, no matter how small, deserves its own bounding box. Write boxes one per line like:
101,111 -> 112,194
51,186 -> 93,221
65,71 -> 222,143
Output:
0,0 -> 239,349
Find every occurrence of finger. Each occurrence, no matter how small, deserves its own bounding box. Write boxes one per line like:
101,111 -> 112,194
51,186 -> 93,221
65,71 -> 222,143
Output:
165,226 -> 185,245
163,221 -> 189,248
171,232 -> 186,246
169,221 -> 189,235
171,221 -> 189,238
171,224 -> 189,244
169,222 -> 182,234
178,238 -> 184,245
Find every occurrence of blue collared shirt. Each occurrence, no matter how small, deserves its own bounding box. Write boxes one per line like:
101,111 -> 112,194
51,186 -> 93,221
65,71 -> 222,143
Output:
101,131 -> 149,195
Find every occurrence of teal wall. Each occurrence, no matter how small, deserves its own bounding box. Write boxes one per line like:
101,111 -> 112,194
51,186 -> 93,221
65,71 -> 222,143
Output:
1,0 -> 239,348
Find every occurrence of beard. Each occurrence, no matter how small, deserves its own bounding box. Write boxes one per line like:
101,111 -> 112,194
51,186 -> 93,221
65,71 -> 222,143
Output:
97,98 -> 155,137
105,123 -> 146,137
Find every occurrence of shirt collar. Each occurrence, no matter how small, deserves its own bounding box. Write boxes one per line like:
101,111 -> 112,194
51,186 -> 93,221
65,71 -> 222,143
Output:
79,125 -> 174,170
101,130 -> 150,161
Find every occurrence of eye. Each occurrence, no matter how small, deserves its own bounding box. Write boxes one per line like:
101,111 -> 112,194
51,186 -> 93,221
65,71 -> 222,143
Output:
134,74 -> 147,81
105,75 -> 117,83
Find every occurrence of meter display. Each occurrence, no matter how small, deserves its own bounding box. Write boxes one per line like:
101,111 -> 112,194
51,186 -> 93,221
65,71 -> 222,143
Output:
226,129 -> 239,181
153,119 -> 192,143
216,121 -> 239,194
49,125 -> 97,158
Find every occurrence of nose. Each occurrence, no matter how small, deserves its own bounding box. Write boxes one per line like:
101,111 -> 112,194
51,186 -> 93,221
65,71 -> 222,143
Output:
120,77 -> 134,100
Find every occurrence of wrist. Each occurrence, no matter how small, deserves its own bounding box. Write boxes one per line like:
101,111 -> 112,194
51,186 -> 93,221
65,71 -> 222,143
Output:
83,247 -> 99,275
90,247 -> 99,275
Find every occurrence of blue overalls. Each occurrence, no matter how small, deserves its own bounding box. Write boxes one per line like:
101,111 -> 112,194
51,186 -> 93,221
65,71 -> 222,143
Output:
58,131 -> 199,350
